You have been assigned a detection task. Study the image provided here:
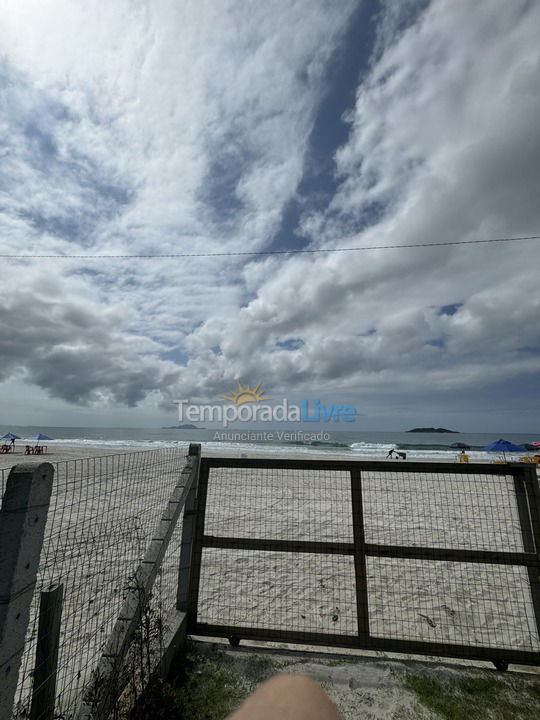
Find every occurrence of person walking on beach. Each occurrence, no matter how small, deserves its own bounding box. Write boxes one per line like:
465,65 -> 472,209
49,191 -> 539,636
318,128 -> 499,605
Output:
386,448 -> 395,459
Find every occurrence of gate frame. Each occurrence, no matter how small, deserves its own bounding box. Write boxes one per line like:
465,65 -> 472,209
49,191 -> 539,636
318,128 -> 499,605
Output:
186,458 -> 540,667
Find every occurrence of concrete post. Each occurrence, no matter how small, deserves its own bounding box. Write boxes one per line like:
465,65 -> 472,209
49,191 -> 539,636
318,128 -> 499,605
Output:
0,463 -> 54,720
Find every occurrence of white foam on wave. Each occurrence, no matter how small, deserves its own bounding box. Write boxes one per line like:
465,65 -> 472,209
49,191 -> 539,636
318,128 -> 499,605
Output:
48,437 -> 522,463
51,438 -> 185,449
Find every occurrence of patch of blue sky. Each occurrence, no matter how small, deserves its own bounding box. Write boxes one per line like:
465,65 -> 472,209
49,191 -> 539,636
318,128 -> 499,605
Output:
438,303 -> 463,316
268,0 -> 433,254
426,337 -> 446,349
24,121 -> 59,157
276,338 -> 304,351
198,134 -> 255,230
268,2 -> 377,253
18,154 -> 133,247
1,59 -> 134,248
159,348 -> 189,364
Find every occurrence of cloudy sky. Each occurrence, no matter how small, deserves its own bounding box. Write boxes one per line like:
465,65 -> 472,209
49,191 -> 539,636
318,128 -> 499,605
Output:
1,0 -> 539,432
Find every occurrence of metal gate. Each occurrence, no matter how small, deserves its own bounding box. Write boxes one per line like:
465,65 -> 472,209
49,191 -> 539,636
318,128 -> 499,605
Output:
186,458 -> 540,667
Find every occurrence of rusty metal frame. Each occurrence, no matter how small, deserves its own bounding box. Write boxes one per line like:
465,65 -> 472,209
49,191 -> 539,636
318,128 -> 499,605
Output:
186,458 -> 540,666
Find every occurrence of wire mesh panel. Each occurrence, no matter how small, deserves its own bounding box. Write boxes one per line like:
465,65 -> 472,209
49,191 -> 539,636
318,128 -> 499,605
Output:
197,548 -> 357,636
9,448 -> 187,719
204,466 -> 353,541
366,558 -> 539,651
361,471 -> 524,551
189,459 -> 540,666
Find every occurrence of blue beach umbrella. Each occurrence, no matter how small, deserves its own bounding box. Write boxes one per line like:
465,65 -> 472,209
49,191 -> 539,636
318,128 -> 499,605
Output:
26,433 -> 53,442
1,432 -> 20,448
483,438 -> 525,461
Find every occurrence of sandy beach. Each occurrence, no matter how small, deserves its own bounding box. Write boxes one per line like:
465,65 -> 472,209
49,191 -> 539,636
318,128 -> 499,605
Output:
3,444 -> 539,718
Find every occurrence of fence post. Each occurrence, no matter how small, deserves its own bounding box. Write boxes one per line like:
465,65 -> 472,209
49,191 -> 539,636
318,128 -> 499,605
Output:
520,464 -> 540,646
177,443 -> 201,612
30,583 -> 64,720
0,463 -> 54,720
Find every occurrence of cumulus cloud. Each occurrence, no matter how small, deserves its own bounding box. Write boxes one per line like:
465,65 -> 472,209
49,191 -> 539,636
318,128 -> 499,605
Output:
0,0 -> 539,426
0,0 -> 357,409
0,266 -> 180,405
177,0 -> 540,403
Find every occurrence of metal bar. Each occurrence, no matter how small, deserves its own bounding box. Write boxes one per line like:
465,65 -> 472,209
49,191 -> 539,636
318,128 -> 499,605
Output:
350,469 -> 370,639
201,456 -> 518,476
364,543 -> 537,566
523,465 -> 540,559
521,465 -> 540,647
200,535 -> 538,567
30,584 -> 64,720
176,445 -> 201,611
514,474 -> 535,553
191,622 -> 540,665
202,536 -> 355,555
186,458 -> 210,631
0,463 -> 54,720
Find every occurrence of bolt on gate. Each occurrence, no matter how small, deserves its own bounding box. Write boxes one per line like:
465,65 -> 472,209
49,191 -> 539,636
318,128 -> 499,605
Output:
184,458 -> 540,670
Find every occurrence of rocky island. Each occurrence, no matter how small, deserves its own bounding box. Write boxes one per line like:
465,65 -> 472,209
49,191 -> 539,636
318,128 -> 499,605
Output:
406,427 -> 458,433
162,424 -> 205,430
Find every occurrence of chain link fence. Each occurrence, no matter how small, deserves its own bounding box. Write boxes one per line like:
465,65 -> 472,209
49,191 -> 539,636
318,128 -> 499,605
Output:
3,447 -> 189,719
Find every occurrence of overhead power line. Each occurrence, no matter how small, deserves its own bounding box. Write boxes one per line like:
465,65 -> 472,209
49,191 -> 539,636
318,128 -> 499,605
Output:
0,234 -> 539,259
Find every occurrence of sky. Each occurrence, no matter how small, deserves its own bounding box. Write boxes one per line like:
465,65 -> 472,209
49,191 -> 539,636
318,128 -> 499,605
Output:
0,0 -> 539,432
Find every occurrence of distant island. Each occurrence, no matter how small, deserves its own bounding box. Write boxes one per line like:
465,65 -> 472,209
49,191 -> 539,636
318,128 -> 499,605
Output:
406,427 -> 458,433
162,424 -> 205,430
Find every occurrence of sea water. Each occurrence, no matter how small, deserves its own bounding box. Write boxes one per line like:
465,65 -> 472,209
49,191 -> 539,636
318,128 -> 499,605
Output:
3,425 -> 538,462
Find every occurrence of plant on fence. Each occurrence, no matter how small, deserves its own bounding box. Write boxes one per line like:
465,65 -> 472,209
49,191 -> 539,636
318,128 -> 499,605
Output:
82,569 -> 167,720
129,641 -> 246,720
115,571 -> 168,719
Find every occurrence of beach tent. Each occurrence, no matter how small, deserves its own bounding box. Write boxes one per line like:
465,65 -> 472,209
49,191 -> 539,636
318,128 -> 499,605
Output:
25,433 -> 53,442
482,438 -> 525,461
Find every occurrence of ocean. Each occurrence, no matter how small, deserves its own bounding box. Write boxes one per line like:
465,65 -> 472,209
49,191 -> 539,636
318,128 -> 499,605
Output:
3,425 -> 539,462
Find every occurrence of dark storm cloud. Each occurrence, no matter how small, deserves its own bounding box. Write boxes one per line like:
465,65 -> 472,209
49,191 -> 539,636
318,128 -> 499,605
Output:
0,284 -> 179,405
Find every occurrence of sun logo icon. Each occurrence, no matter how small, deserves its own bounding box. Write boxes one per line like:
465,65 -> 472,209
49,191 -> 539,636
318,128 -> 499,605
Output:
218,381 -> 271,406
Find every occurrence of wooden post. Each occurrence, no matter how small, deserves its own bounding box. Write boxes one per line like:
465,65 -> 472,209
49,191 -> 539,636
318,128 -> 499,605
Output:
186,457 -> 212,632
30,584 -> 63,720
350,469 -> 370,641
177,444 -> 201,612
0,463 -> 54,720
